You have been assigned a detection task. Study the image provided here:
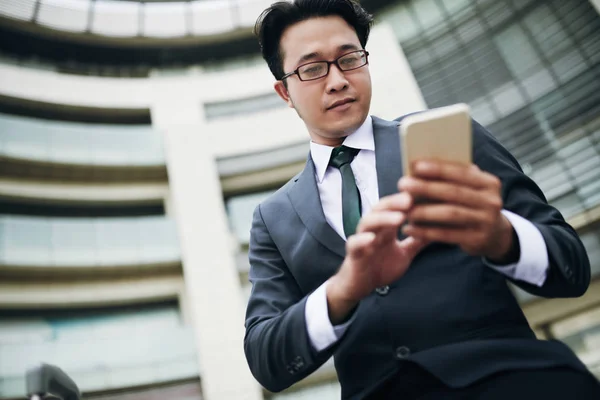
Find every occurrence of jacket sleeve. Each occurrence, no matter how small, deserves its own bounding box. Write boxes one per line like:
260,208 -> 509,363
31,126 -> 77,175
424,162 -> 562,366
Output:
243,203 -> 335,392
473,120 -> 590,298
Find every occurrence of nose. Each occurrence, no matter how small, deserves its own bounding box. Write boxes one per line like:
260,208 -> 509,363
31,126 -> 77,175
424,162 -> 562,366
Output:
325,64 -> 349,93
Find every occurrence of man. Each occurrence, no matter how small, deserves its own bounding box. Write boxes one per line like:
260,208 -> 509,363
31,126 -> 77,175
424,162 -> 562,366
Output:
243,0 -> 600,398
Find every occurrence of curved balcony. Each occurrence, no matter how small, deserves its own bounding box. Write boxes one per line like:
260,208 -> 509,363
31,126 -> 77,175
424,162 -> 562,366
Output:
0,215 -> 180,271
0,306 -> 199,398
0,112 -> 164,167
0,0 -> 270,41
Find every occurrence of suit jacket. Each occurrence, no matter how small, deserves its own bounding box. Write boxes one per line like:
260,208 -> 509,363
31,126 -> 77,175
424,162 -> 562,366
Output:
244,115 -> 591,399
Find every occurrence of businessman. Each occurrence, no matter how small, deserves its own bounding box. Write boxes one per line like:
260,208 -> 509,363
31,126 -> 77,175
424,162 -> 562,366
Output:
244,0 -> 600,398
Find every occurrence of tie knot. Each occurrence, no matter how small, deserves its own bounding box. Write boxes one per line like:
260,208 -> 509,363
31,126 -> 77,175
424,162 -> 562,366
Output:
329,145 -> 360,169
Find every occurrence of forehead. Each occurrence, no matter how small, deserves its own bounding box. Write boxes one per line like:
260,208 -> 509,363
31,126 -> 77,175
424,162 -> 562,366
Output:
280,15 -> 361,67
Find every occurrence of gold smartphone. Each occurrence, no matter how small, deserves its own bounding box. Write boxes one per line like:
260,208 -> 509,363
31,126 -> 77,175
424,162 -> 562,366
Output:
400,103 -> 472,177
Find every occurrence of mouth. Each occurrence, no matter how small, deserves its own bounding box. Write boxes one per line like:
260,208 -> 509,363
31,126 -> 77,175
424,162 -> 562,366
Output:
327,98 -> 355,110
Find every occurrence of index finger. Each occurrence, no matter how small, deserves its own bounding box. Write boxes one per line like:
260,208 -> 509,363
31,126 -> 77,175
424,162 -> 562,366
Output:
371,191 -> 413,212
412,160 -> 498,189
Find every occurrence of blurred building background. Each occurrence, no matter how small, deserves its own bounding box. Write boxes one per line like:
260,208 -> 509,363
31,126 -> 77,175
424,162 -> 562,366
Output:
0,0 -> 599,399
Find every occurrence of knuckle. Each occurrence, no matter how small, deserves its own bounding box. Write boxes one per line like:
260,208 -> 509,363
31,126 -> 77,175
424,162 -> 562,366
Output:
487,195 -> 503,212
455,186 -> 467,202
448,207 -> 461,221
490,175 -> 502,191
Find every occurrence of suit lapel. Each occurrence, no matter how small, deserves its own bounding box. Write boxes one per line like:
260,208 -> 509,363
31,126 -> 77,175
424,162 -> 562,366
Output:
372,116 -> 408,240
372,116 -> 404,199
288,156 -> 346,258
287,116 -> 406,257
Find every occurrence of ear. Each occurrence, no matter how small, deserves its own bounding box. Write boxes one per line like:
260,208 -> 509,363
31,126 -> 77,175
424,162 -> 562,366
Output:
274,81 -> 295,109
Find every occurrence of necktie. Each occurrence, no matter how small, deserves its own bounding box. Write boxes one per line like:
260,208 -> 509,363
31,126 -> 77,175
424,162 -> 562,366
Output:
329,145 -> 362,238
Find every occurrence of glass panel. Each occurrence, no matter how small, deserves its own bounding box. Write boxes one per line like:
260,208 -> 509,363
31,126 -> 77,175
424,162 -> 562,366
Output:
412,0 -> 445,30
204,92 -> 285,121
226,190 -> 275,244
523,4 -> 573,60
0,113 -> 164,166
0,216 -> 180,267
382,4 -> 420,42
551,302 -> 600,378
396,0 -> 600,222
2,216 -> 52,265
0,304 -> 198,397
494,25 -> 542,78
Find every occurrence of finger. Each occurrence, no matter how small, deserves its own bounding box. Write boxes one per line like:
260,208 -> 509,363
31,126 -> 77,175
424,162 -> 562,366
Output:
346,232 -> 377,259
411,161 -> 501,191
371,192 -> 413,213
407,204 -> 487,227
399,177 -> 502,210
398,236 -> 430,258
402,224 -> 478,246
357,211 -> 405,233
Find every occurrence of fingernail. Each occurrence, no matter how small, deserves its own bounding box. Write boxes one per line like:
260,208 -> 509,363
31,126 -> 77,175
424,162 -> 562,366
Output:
415,161 -> 432,172
398,177 -> 408,189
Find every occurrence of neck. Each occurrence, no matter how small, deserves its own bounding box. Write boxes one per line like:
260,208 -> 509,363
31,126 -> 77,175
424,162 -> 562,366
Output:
308,129 -> 349,147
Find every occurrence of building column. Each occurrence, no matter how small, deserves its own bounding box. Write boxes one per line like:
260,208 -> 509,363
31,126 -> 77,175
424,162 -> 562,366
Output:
368,22 -> 427,117
152,92 -> 262,400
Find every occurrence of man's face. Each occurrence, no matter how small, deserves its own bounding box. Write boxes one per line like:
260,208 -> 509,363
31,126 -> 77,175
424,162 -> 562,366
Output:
275,16 -> 372,146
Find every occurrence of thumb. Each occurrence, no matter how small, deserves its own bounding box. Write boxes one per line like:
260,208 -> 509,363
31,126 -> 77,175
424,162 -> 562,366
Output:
346,232 -> 376,259
398,236 -> 429,259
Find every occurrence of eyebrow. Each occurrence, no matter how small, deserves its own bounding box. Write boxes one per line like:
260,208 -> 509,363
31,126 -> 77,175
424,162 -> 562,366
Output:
295,43 -> 361,66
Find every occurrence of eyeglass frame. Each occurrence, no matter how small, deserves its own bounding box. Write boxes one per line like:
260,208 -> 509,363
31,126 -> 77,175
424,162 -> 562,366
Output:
280,50 -> 370,82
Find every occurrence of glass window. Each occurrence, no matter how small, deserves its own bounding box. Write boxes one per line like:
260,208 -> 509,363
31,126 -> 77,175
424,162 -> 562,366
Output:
0,216 -> 180,268
389,0 -> 600,221
0,113 -> 164,166
551,305 -> 600,377
204,93 -> 285,121
0,303 -> 198,396
226,190 -> 275,244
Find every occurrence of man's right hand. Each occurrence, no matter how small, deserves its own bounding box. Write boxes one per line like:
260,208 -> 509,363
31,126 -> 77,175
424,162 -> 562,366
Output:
326,192 -> 428,324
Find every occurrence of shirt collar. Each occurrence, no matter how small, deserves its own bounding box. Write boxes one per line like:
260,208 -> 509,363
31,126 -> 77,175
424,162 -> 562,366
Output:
310,115 -> 374,183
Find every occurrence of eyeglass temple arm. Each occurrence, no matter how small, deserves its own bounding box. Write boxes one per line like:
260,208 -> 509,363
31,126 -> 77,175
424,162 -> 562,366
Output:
26,363 -> 81,400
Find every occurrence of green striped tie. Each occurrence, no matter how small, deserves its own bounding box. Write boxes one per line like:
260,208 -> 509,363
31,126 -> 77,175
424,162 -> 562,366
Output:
329,145 -> 362,238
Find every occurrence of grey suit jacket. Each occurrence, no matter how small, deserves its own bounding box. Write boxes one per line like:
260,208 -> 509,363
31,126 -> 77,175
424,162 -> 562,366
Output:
244,115 -> 591,399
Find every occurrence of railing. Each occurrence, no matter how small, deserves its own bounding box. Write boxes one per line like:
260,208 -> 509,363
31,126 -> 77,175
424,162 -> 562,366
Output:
0,113 -> 165,167
0,326 -> 198,398
0,215 -> 180,268
0,0 -> 274,39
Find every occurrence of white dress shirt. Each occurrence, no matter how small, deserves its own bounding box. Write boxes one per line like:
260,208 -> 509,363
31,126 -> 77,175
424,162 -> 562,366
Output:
304,116 -> 550,352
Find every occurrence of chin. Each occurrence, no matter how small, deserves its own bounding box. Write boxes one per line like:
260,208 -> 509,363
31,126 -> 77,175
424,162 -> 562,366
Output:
334,112 -> 367,134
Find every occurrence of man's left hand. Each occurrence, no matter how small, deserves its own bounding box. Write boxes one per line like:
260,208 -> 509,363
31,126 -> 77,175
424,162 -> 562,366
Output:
398,160 -> 518,264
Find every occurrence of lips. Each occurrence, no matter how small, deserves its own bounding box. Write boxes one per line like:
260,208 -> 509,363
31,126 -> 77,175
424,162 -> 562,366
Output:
327,98 -> 355,110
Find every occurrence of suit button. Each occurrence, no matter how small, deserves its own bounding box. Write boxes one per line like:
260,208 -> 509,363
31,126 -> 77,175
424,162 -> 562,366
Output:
395,346 -> 411,359
375,286 -> 390,296
565,265 -> 573,277
293,356 -> 305,369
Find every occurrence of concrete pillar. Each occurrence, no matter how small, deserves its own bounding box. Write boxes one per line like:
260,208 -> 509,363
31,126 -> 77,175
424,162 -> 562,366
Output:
368,22 -> 427,117
151,92 -> 262,400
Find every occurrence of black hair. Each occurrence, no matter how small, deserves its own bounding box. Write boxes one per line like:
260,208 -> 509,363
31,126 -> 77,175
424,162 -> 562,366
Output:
254,0 -> 374,80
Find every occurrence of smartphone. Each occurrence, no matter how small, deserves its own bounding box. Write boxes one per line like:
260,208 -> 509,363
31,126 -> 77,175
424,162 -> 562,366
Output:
400,103 -> 472,177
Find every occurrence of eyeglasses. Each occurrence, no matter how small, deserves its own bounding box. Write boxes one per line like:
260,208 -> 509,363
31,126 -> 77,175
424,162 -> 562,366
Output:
281,50 -> 369,82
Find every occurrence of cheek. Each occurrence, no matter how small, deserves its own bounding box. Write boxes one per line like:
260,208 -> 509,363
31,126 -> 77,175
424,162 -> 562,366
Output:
293,86 -> 323,116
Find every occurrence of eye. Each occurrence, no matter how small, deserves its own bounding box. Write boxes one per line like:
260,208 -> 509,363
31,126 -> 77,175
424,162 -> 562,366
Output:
300,63 -> 325,76
340,54 -> 360,67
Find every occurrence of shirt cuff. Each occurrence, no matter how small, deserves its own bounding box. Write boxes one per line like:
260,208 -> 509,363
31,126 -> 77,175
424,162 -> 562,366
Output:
305,280 -> 354,352
483,210 -> 549,287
